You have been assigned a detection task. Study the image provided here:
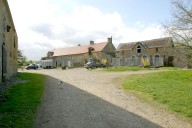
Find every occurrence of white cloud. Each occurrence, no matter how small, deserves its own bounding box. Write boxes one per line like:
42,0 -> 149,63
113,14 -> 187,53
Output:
116,24 -> 163,45
7,0 -> 164,60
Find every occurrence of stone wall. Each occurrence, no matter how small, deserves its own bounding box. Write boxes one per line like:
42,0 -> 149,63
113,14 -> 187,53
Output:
53,53 -> 88,67
102,38 -> 116,57
52,51 -> 114,68
171,48 -> 188,68
45,37 -> 116,68
0,0 -> 18,83
115,43 -> 188,68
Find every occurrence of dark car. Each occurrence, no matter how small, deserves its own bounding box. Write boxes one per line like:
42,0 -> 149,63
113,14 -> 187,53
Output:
84,61 -> 102,69
26,64 -> 38,70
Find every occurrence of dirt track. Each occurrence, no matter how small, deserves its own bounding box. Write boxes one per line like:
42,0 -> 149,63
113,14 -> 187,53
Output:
24,68 -> 192,128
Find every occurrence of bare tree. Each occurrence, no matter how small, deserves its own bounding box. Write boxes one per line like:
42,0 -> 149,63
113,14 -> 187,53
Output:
165,0 -> 192,44
164,0 -> 192,67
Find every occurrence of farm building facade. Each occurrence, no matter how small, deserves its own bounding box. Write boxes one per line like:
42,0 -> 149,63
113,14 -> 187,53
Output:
42,37 -> 116,67
0,0 -> 18,83
113,37 -> 188,68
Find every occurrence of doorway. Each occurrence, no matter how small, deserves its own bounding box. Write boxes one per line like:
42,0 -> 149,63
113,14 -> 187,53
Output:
155,55 -> 160,67
2,43 -> 7,82
132,56 -> 136,66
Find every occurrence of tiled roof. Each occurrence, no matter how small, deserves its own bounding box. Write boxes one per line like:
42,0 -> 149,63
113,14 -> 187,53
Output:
51,42 -> 108,57
116,43 -> 135,51
116,37 -> 173,51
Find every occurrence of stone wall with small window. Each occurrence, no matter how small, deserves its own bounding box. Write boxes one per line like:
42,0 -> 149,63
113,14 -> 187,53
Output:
51,51 -> 113,67
0,0 -> 18,83
52,53 -> 88,67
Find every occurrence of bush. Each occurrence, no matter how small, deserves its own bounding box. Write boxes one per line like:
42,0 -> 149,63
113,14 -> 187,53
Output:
61,66 -> 67,70
141,57 -> 149,68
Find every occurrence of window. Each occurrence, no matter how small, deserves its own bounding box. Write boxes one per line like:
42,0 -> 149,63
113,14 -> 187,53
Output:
132,56 -> 136,65
163,55 -> 166,65
150,55 -> 153,66
137,46 -> 141,53
143,55 -> 147,61
122,51 -> 124,55
14,36 -> 16,48
88,47 -> 94,55
156,48 -> 158,52
168,56 -> 174,66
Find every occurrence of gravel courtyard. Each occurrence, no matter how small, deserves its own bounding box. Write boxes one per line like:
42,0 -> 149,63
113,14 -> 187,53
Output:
23,68 -> 192,128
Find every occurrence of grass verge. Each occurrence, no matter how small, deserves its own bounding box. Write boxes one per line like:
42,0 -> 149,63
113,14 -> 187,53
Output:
123,70 -> 192,122
103,66 -> 178,72
103,66 -> 147,72
0,73 -> 46,128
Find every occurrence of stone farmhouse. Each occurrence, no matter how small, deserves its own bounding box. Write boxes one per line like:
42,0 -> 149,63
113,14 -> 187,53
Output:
113,37 -> 188,68
0,0 -> 18,83
43,37 -> 116,67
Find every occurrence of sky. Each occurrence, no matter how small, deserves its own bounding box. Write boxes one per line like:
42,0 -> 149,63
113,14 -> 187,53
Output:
7,0 -> 172,60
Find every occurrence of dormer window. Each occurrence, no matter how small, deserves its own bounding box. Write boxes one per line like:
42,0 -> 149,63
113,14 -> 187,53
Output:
137,46 -> 141,53
47,51 -> 54,57
88,47 -> 95,55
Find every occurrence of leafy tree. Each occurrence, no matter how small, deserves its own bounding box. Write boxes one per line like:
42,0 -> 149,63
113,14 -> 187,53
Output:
28,60 -> 34,64
102,59 -> 109,68
18,50 -> 27,66
84,58 -> 88,64
164,0 -> 192,67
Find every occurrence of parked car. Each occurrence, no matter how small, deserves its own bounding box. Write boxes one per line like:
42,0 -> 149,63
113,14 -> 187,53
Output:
26,64 -> 38,70
84,61 -> 103,69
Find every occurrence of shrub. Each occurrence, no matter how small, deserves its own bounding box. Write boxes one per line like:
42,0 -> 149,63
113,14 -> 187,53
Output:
141,57 -> 149,68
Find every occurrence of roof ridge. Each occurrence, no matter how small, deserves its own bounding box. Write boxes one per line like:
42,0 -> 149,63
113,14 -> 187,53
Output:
52,41 -> 108,51
119,37 -> 172,44
117,37 -> 173,50
50,41 -> 108,57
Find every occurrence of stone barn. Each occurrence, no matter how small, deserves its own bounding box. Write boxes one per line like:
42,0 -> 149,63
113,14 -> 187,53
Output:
114,37 -> 188,68
43,37 -> 116,67
0,0 -> 18,83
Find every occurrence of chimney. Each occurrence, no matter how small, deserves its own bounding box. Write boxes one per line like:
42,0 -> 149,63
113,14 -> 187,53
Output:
90,40 -> 94,45
108,36 -> 112,43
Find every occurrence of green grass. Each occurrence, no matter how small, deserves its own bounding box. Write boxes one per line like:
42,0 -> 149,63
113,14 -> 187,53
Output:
103,66 -> 179,72
103,66 -> 147,72
123,70 -> 192,121
0,73 -> 46,128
